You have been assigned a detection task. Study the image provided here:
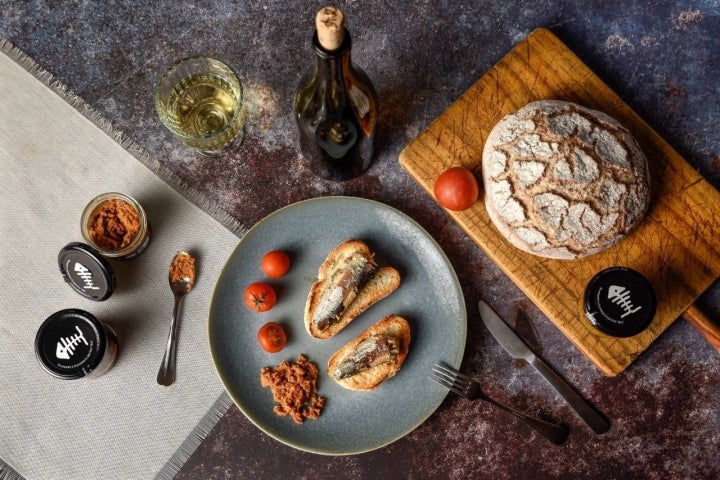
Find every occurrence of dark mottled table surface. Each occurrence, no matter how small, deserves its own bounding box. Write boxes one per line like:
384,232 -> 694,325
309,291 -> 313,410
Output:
2,1 -> 719,479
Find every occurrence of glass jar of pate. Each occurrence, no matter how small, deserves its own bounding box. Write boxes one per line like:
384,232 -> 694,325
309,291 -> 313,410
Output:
81,192 -> 151,260
35,309 -> 119,379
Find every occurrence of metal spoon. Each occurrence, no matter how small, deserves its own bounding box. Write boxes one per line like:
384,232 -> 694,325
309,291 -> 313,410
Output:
157,251 -> 196,386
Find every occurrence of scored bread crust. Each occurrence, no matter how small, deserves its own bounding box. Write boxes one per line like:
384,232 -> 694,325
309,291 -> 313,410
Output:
481,100 -> 651,260
327,314 -> 411,391
304,239 -> 401,339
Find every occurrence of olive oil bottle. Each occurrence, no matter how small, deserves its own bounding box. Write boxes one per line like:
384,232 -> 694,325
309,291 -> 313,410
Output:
294,7 -> 378,181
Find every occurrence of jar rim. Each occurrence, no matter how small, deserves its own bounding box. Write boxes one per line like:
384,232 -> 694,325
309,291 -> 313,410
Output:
80,192 -> 148,258
35,309 -> 107,379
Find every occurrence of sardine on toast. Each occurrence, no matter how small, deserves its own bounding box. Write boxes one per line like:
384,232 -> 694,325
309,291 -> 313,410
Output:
304,239 -> 400,339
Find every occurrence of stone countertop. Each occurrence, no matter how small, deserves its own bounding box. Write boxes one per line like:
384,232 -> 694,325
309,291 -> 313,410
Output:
2,1 -> 719,479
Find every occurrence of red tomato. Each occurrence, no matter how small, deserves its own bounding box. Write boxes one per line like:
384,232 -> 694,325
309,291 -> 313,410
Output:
257,322 -> 287,353
244,282 -> 277,312
261,250 -> 291,278
434,167 -> 479,211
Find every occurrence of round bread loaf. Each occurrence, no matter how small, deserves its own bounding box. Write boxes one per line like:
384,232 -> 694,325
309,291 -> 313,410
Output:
482,100 -> 650,260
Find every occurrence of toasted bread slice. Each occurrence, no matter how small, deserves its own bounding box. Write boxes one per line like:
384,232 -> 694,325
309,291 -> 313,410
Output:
327,314 -> 411,391
304,239 -> 401,339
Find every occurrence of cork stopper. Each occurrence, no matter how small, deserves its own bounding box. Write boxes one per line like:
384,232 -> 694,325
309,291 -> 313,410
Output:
316,6 -> 345,51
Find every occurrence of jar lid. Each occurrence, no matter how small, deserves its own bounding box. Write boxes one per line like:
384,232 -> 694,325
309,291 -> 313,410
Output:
58,242 -> 116,301
35,309 -> 108,379
584,267 -> 656,337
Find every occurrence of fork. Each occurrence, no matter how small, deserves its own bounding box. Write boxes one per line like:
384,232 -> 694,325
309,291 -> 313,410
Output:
430,363 -> 569,445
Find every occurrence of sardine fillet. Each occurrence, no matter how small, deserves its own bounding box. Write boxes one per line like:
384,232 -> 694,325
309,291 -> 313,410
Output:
304,239 -> 401,339
327,314 -> 411,391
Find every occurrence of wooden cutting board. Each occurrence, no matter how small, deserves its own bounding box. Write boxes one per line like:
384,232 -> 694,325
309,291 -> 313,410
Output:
399,28 -> 720,376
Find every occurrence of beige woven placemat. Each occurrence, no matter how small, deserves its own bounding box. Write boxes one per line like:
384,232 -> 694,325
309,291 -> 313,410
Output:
0,38 -> 243,480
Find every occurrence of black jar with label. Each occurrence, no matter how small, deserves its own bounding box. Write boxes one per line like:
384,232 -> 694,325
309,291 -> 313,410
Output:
35,309 -> 119,379
583,267 -> 657,337
58,242 -> 116,301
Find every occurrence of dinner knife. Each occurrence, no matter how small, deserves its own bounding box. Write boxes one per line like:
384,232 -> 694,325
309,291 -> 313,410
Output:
478,300 -> 610,434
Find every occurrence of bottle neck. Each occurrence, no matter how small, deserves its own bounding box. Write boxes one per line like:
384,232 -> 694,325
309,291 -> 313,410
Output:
312,30 -> 352,79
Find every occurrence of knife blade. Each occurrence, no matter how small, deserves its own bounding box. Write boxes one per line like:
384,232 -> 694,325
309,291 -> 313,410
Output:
478,300 -> 610,434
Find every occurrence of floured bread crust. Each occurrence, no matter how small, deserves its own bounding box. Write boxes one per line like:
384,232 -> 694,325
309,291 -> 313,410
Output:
482,100 -> 651,259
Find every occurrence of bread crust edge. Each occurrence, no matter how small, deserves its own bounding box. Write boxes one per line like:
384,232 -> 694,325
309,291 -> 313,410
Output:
304,239 -> 401,339
327,314 -> 411,391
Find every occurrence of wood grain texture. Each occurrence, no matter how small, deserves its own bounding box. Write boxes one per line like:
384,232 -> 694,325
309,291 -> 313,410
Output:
399,28 -> 720,376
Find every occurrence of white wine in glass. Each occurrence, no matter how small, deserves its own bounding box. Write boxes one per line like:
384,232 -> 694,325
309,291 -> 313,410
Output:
155,56 -> 246,156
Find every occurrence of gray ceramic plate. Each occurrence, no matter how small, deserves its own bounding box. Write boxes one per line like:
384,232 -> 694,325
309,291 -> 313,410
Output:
209,197 -> 466,455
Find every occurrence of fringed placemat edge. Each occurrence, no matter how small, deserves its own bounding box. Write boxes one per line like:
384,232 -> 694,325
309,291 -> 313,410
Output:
153,392 -> 234,480
0,36 -> 242,480
0,36 -> 248,239
0,462 -> 24,480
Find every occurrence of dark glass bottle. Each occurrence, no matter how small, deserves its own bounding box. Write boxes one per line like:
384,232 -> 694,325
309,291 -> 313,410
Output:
294,8 -> 378,181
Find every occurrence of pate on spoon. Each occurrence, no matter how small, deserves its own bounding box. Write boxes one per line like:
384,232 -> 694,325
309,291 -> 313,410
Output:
157,251 -> 196,386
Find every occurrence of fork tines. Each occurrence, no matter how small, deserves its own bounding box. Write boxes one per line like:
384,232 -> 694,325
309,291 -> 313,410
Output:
429,363 -> 471,396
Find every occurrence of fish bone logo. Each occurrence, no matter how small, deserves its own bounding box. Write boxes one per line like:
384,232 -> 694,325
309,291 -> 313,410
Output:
74,262 -> 99,290
607,285 -> 642,318
56,325 -> 89,360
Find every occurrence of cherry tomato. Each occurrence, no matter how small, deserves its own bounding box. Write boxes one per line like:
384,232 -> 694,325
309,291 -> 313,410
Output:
244,282 -> 277,312
434,166 -> 479,211
257,322 -> 287,353
261,250 -> 291,278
